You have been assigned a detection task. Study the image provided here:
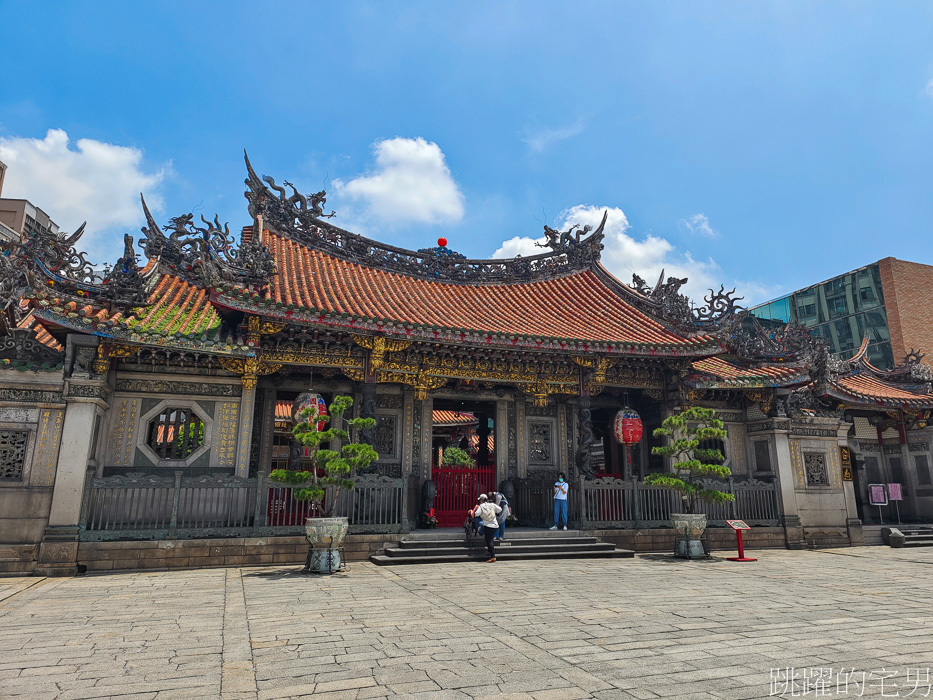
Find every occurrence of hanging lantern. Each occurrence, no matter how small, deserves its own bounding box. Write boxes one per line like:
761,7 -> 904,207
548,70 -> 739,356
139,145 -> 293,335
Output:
612,407 -> 643,465
292,392 -> 327,432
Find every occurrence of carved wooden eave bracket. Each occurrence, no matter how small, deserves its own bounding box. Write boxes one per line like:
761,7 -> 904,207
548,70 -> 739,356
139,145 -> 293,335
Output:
245,315 -> 287,347
573,355 -> 616,395
345,366 -> 446,400
219,356 -> 283,390
90,342 -> 136,375
352,335 -> 412,373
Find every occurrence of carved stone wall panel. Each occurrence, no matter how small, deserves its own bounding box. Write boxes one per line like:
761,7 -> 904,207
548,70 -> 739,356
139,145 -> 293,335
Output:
804,452 -> 829,486
0,388 -> 64,406
507,401 -> 517,479
115,378 -> 242,397
27,408 -> 62,485
105,398 -> 139,467
528,420 -> 554,465
727,423 -> 746,474
376,393 -> 403,409
0,430 -> 29,481
375,415 -> 398,458
402,392 -> 414,476
516,398 -> 526,477
213,401 -> 239,469
412,400 -> 423,478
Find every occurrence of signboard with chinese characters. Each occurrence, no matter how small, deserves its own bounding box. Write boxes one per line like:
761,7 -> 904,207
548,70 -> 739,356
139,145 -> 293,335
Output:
727,520 -> 751,531
869,483 -> 888,506
840,447 -> 853,481
888,483 -> 903,501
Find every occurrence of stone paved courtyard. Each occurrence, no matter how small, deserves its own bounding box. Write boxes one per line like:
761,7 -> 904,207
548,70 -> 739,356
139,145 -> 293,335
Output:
2,546 -> 933,699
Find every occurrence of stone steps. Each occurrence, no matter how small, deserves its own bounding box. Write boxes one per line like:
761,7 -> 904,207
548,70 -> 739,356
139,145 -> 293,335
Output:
370,532 -> 634,565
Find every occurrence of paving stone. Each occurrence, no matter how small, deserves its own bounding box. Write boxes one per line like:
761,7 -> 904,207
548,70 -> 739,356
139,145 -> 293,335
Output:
1,547 -> 932,699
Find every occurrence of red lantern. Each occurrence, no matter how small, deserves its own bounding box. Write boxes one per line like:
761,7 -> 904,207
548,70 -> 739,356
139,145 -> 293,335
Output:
612,407 -> 643,465
292,392 -> 327,432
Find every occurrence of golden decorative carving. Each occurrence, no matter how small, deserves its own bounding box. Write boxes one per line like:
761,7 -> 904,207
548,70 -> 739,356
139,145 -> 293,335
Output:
246,316 -> 287,345
352,335 -> 412,372
92,344 -> 110,375
529,380 -> 563,407
746,389 -> 772,415
108,344 -> 136,359
219,356 -> 282,389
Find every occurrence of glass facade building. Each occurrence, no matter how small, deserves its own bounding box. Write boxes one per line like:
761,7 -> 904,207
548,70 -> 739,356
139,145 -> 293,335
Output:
747,263 -> 894,369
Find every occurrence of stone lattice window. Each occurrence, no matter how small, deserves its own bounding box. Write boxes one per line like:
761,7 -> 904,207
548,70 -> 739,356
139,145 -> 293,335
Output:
0,430 -> 29,481
529,422 -> 552,463
147,408 -> 204,460
804,452 -> 828,486
375,416 -> 396,457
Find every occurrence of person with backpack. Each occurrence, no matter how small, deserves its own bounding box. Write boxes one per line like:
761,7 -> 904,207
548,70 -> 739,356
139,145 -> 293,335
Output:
492,491 -> 510,541
550,472 -> 569,530
470,493 -> 502,562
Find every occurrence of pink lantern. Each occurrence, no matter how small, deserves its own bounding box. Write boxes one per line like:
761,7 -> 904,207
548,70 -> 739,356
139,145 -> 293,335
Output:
292,392 -> 327,432
613,407 -> 643,465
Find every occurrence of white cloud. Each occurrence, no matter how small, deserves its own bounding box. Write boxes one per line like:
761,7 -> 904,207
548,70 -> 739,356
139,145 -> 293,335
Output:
333,137 -> 464,226
680,213 -> 717,237
493,204 -> 723,304
0,129 -> 168,252
521,117 -> 586,153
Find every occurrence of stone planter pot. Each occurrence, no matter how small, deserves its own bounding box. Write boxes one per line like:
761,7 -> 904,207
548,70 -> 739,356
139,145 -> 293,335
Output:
670,513 -> 707,559
305,516 -> 349,573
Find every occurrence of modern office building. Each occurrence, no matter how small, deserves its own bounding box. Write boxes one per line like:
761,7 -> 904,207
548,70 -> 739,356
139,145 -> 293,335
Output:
0,159 -> 61,243
748,258 -> 933,370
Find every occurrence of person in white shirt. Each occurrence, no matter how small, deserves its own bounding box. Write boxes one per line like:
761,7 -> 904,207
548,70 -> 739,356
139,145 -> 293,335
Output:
550,472 -> 569,530
470,494 -> 502,562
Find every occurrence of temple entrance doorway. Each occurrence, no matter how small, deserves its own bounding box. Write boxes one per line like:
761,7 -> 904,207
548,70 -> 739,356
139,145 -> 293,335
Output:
430,399 -> 497,526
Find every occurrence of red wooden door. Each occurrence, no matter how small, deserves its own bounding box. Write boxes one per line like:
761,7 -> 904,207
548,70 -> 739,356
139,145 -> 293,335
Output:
432,466 -> 496,527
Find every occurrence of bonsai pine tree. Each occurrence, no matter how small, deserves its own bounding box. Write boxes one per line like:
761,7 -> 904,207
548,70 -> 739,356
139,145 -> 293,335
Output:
269,395 -> 378,517
643,406 -> 734,514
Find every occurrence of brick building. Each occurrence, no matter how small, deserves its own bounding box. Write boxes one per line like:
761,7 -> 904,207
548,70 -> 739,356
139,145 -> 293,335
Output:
749,258 -> 933,371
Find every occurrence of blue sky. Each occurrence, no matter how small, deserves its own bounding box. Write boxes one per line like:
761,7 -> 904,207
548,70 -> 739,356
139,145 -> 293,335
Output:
1,1 -> 932,304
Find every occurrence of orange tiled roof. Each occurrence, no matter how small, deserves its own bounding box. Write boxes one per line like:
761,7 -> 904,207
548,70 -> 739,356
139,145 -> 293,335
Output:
432,410 -> 479,427
212,232 -> 720,355
688,356 -> 810,388
32,273 -> 224,347
829,374 -> 933,408
17,312 -> 64,352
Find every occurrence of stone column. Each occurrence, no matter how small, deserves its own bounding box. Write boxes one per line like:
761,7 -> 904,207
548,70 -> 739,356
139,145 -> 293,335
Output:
37,379 -> 109,576
899,440 -> 920,521
477,413 -> 490,467
496,398 -> 509,485
770,421 -> 807,549
235,377 -> 257,478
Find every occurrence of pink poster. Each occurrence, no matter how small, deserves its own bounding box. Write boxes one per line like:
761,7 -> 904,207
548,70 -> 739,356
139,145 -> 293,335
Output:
888,483 -> 903,501
869,484 -> 888,505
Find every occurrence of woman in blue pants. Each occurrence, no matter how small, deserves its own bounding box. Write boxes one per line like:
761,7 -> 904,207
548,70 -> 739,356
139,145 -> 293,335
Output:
550,473 -> 568,530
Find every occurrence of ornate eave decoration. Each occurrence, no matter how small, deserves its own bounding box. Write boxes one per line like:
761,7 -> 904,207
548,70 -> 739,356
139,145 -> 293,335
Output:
244,152 -> 607,284
0,222 -> 149,320
0,327 -> 64,367
139,194 -> 275,288
624,270 -> 744,332
212,290 -> 724,358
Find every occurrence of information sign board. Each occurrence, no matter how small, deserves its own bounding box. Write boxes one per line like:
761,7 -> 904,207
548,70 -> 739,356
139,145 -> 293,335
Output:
727,519 -> 751,531
868,484 -> 888,506
888,483 -> 903,501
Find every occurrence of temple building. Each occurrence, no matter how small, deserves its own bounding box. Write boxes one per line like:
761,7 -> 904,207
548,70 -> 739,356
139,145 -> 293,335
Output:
1,153 -> 932,575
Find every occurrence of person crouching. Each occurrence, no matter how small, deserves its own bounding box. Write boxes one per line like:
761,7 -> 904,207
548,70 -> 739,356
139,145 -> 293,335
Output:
472,494 -> 502,563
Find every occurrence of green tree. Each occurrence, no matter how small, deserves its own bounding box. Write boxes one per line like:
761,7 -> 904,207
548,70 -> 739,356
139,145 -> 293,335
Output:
643,406 -> 733,514
268,395 -> 378,517
441,446 -> 475,468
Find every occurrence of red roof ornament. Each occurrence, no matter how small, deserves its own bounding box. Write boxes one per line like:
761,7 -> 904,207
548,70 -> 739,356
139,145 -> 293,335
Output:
438,237 -> 447,247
